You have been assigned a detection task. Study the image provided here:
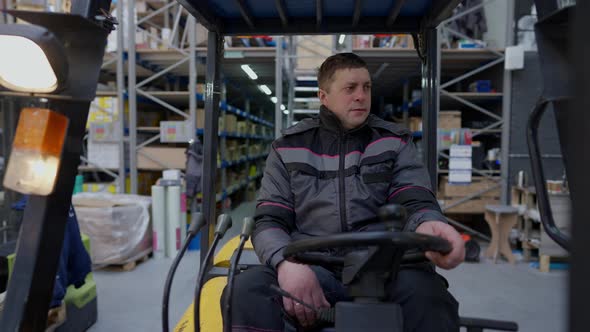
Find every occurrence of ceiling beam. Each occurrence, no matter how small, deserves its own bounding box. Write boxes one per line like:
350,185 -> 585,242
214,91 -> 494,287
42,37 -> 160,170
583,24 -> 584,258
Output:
235,0 -> 255,29
386,0 -> 406,27
426,0 -> 463,28
316,0 -> 323,27
176,0 -> 223,33
352,0 -> 362,27
275,0 -> 289,27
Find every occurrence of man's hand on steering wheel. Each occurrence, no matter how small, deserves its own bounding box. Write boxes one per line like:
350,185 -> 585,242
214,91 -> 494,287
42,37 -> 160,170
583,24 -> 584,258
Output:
416,221 -> 465,270
277,260 -> 330,328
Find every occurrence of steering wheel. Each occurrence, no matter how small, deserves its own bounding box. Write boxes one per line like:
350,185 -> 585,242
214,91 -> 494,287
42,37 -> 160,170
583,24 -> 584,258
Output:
283,231 -> 452,267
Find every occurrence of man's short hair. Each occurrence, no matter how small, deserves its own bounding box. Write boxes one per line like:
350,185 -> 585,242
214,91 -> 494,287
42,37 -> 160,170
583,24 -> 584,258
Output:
317,53 -> 368,91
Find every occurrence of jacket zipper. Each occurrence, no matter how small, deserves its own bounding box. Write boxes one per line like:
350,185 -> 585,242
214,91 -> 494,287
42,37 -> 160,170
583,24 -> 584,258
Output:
339,133 -> 348,232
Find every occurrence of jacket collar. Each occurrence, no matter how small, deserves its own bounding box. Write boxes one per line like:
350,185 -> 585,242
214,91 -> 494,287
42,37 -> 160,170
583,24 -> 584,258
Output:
319,105 -> 370,134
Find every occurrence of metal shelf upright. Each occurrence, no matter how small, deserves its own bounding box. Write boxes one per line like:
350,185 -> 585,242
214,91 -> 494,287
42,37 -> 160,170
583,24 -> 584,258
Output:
436,0 -> 515,213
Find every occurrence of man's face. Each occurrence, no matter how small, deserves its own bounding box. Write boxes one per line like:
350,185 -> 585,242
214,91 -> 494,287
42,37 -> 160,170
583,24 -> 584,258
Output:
318,67 -> 371,130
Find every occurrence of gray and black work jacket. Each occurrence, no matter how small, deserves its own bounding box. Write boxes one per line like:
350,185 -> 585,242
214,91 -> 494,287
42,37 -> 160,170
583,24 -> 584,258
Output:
253,106 -> 447,268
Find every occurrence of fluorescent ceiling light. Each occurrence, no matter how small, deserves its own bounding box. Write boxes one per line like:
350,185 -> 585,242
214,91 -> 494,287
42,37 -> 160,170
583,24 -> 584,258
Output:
338,34 -> 346,45
271,97 -> 277,104
240,64 -> 258,80
259,84 -> 272,95
296,76 -> 317,81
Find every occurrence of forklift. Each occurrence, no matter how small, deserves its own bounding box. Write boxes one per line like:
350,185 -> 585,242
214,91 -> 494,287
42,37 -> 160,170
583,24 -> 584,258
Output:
1,0 -> 588,331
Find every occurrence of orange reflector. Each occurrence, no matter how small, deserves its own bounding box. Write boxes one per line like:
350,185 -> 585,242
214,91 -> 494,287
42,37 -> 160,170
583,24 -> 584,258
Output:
3,108 -> 68,195
13,108 -> 68,156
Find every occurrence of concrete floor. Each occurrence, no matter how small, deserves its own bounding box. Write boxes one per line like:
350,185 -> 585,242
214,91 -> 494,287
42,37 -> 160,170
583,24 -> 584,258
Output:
89,201 -> 568,332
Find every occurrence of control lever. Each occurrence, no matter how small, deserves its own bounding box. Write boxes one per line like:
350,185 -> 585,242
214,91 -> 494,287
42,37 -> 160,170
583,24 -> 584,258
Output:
269,285 -> 335,324
162,213 -> 206,332
193,214 -> 232,332
223,217 -> 255,332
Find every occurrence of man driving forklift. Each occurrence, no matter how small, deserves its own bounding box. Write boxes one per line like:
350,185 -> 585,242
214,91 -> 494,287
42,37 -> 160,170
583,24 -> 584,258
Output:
222,53 -> 466,332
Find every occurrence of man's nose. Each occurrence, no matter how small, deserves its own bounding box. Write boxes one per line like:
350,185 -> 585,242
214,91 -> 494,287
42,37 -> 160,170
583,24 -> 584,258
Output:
355,88 -> 367,102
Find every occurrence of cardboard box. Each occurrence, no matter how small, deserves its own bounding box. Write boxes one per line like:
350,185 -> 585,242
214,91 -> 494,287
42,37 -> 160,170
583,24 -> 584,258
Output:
237,121 -> 248,135
87,141 -> 120,169
196,108 -> 205,129
137,147 -> 186,170
225,115 -> 238,133
448,170 -> 472,184
439,176 -> 501,198
160,121 -> 192,143
296,35 -> 333,70
409,117 -> 422,132
88,97 -> 119,128
89,122 -> 121,142
353,35 -> 373,48
439,111 -> 462,130
196,83 -> 205,95
82,182 -> 119,194
138,110 -> 161,127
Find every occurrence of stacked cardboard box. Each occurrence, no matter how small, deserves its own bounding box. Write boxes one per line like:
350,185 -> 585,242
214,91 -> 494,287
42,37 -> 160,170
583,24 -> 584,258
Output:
409,117 -> 422,132
137,147 -> 186,170
237,121 -> 249,135
439,111 -> 462,130
296,35 -> 333,70
438,176 -> 500,214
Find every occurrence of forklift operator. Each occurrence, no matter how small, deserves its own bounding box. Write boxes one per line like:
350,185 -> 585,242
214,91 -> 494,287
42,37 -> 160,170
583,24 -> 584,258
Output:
222,53 -> 466,332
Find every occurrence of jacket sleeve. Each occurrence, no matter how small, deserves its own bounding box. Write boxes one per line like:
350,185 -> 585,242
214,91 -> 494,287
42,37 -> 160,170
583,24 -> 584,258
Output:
252,144 -> 295,268
386,138 -> 447,231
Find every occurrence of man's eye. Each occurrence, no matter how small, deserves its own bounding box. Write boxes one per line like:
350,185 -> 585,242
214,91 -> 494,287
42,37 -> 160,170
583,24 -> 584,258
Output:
346,87 -> 354,92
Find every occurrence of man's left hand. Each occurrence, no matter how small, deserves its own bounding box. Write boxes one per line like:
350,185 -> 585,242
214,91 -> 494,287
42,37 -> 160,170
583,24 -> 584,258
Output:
416,221 -> 465,270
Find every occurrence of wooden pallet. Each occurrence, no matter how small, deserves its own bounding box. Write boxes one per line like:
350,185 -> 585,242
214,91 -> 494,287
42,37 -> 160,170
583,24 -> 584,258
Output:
539,254 -> 569,273
95,249 -> 152,272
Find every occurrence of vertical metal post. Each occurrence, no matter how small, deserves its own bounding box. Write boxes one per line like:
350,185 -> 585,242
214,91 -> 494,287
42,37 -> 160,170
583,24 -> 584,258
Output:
164,1 -> 170,30
572,2 -> 590,330
244,98 -> 251,197
127,0 -> 138,194
2,100 -> 17,207
345,35 -> 353,52
188,16 -> 197,140
200,30 -> 223,263
0,100 -> 90,331
275,36 -> 284,138
2,0 -> 14,24
500,0 -> 515,204
422,28 -> 441,191
221,82 -> 228,212
116,1 -> 126,193
287,38 -> 295,128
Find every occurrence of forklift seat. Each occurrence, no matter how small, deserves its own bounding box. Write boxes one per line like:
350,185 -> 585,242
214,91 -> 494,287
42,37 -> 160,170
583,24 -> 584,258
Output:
174,236 -> 256,332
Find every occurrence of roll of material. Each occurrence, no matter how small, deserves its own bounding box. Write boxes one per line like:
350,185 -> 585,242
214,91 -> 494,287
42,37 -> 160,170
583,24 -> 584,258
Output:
151,185 -> 166,259
166,186 -> 182,257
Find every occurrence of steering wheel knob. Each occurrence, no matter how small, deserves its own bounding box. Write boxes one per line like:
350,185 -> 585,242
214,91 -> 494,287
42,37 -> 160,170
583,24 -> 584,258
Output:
378,204 -> 407,231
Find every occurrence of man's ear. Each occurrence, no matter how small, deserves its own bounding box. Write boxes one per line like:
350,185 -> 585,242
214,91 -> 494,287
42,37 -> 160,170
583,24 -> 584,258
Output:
318,88 -> 327,105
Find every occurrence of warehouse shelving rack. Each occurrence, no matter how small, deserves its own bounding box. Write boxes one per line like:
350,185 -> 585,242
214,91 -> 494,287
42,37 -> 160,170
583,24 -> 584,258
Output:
79,0 -> 276,204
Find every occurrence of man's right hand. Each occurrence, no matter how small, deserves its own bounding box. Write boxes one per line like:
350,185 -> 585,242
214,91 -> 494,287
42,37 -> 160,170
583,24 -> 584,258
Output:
277,260 -> 330,328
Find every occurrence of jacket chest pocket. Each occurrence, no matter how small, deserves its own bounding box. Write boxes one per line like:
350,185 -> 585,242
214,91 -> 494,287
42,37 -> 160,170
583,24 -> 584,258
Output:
359,159 -> 395,201
360,159 -> 395,184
